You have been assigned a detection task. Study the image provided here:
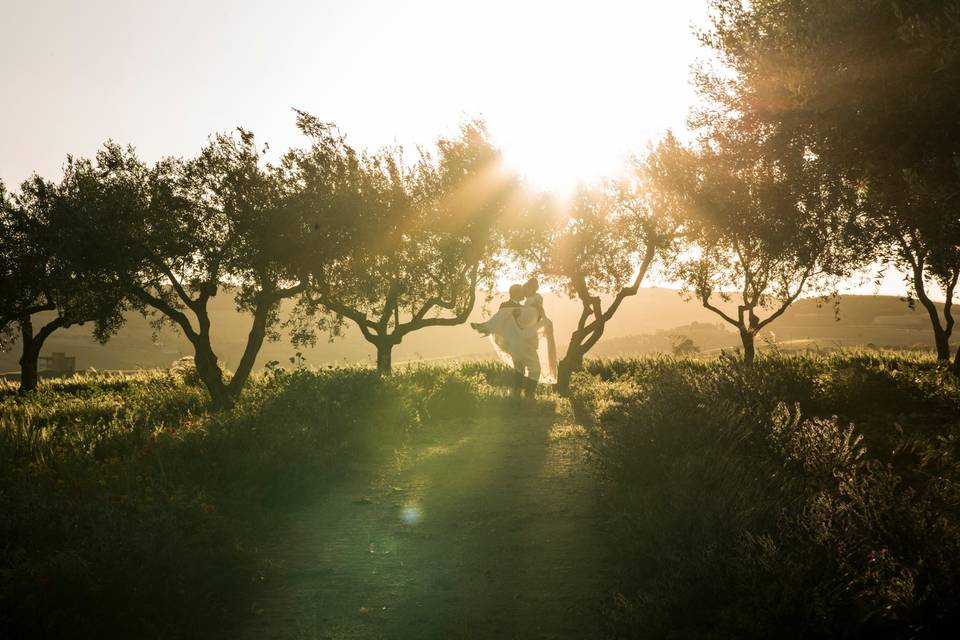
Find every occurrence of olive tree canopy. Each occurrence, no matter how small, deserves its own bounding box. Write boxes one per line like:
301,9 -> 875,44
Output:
292,116 -> 517,374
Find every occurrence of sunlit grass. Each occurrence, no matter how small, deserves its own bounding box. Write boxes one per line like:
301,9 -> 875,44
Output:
0,363 -> 498,637
573,350 -> 960,638
3,353 -> 957,637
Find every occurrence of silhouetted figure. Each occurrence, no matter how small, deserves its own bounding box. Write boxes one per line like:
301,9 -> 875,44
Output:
472,284 -> 541,398
521,278 -> 557,379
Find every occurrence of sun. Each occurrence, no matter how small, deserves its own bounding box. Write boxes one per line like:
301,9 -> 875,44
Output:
495,125 -> 630,198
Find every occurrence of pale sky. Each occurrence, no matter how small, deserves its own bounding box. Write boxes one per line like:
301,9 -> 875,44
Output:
1,0 -> 707,190
0,0 -> 911,296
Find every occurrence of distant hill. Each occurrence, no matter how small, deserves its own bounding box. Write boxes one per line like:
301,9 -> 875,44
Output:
0,288 -> 943,374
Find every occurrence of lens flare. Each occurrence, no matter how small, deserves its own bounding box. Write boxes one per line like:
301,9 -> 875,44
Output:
400,503 -> 422,525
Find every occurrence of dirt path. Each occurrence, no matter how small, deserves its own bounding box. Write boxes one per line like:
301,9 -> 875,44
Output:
240,399 -> 609,640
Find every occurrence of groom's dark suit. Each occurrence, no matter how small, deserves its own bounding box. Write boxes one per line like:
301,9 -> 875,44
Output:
499,298 -> 522,313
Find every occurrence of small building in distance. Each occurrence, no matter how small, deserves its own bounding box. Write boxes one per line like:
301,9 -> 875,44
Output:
39,352 -> 76,375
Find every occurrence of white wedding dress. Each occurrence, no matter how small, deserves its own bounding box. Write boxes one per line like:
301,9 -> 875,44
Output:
477,295 -> 558,383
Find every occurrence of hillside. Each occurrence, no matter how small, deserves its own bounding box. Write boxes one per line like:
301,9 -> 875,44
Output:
0,288 -> 942,374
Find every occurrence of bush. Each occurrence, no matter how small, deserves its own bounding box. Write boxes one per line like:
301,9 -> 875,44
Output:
169,355 -> 202,387
574,352 -> 960,639
423,370 -> 485,420
0,365 -> 439,639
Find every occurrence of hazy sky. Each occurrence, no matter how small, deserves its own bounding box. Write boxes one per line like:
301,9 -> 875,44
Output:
0,0 -> 913,296
1,0 -> 708,191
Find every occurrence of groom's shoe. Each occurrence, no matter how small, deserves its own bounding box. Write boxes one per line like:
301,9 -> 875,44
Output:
523,378 -> 538,400
512,370 -> 524,399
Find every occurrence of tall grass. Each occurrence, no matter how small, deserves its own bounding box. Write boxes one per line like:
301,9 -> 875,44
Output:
5,353 -> 956,638
573,352 -> 960,639
0,364 -> 488,639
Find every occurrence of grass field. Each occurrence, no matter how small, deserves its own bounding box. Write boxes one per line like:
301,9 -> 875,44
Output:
2,353 -> 958,638
575,353 -> 960,639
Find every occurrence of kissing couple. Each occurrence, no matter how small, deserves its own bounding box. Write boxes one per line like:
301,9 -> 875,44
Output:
471,277 -> 558,398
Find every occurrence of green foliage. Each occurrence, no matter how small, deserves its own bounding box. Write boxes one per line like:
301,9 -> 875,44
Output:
0,166 -> 129,390
698,0 -> 960,362
0,366 -> 455,638
3,355 -> 956,638
415,367 -> 486,421
292,118 -> 515,373
77,128 -> 321,408
575,352 -> 960,639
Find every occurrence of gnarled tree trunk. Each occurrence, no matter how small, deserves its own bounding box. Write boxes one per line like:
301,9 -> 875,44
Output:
739,329 -> 756,365
18,318 -> 39,393
910,262 -> 955,361
190,333 -> 231,410
368,335 -> 400,376
556,242 -> 658,396
135,282 -> 303,411
556,346 -> 585,395
190,301 -> 272,410
225,300 -> 271,401
376,342 -> 393,375
933,326 -> 951,361
17,315 -> 68,393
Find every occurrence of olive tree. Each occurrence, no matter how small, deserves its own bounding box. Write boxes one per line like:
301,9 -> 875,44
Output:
293,117 -> 516,374
656,141 -> 861,363
699,0 -> 960,369
513,141 -> 680,392
0,171 -> 125,392
87,130 -> 321,409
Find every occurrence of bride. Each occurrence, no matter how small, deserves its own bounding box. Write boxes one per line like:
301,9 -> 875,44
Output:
471,278 -> 559,388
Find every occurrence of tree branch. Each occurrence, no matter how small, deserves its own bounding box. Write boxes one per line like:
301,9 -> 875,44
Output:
756,267 -> 811,331
314,295 -> 376,341
578,241 -> 658,339
268,280 -> 307,303
378,281 -> 402,331
910,259 -> 946,333
227,296 -> 271,397
398,264 -> 480,335
31,314 -> 70,350
151,257 -> 199,311
701,290 -> 741,328
132,288 -> 199,341
942,267 -> 958,337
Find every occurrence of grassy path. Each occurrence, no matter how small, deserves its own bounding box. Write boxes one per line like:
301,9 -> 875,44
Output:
239,398 -> 609,639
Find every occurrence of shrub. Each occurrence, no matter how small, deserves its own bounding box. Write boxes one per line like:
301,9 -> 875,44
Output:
575,352 -> 960,639
423,369 -> 485,420
169,355 -> 202,387
0,365 -> 436,638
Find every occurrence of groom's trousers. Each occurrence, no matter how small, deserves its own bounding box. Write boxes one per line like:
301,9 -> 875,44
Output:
511,349 -> 541,398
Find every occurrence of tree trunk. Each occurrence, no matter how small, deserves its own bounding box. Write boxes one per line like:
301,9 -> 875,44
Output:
933,324 -> 951,361
226,302 -> 271,401
18,315 -> 68,393
191,335 -> 232,410
739,329 -> 756,365
375,341 -> 393,376
912,263 -> 952,360
18,319 -> 39,393
557,346 -> 585,395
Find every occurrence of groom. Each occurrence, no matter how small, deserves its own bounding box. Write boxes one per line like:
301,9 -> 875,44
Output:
470,283 -> 541,399
499,284 -> 540,399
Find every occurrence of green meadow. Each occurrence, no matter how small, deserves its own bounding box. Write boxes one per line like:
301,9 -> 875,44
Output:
2,353 -> 958,638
